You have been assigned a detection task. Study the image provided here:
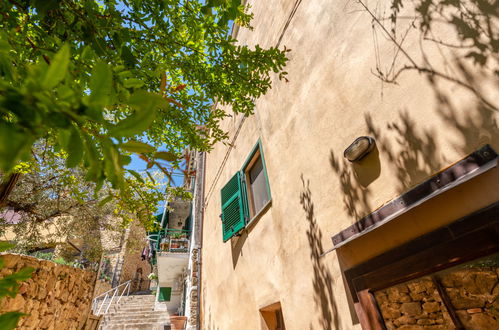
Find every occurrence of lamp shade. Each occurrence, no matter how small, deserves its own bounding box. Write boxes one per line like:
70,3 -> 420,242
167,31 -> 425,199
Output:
344,136 -> 375,162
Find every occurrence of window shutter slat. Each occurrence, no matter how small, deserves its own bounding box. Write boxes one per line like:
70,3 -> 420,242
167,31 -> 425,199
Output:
221,172 -> 245,242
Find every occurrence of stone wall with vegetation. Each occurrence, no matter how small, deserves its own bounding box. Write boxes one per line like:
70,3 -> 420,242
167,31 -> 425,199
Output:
375,267 -> 499,330
93,279 -> 112,298
119,222 -> 151,292
0,253 -> 96,329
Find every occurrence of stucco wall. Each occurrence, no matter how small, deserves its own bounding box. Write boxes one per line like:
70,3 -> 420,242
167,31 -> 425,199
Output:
0,254 -> 96,329
201,0 -> 499,329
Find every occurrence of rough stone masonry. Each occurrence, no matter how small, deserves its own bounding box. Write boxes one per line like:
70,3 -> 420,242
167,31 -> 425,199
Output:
0,254 -> 96,329
375,267 -> 499,330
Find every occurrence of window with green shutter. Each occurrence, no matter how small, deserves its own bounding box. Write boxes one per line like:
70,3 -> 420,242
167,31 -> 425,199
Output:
220,140 -> 271,242
158,287 -> 172,302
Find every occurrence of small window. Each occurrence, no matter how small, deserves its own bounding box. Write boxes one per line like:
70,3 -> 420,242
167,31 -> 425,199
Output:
260,302 -> 286,330
220,140 -> 271,242
243,148 -> 270,217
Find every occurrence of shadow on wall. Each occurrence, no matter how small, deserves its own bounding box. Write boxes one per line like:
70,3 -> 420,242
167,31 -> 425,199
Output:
329,147 -> 380,223
300,175 -> 340,330
329,60 -> 498,224
231,230 -> 248,269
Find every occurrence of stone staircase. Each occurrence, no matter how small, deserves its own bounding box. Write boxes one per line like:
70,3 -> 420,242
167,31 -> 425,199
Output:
99,294 -> 170,329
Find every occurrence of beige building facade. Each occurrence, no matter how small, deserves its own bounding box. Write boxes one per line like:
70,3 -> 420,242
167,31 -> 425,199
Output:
200,0 -> 498,329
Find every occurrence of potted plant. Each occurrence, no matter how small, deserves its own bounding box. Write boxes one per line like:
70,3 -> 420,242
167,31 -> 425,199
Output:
148,272 -> 158,289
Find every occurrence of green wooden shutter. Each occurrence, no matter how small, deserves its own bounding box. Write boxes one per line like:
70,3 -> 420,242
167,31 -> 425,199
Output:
158,287 -> 172,302
221,172 -> 246,242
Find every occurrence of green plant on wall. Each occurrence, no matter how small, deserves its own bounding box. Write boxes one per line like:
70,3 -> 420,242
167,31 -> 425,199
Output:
171,232 -> 186,239
0,242 -> 34,329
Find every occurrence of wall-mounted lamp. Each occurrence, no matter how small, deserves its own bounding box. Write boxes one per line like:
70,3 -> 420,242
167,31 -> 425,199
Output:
344,136 -> 376,162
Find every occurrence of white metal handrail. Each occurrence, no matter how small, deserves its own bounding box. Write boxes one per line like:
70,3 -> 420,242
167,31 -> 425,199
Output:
92,280 -> 132,315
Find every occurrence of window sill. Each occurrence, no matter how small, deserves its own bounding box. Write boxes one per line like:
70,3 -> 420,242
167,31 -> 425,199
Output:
245,199 -> 272,230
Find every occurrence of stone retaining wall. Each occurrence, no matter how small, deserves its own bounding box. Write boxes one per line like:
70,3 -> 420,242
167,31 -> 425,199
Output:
0,253 -> 96,329
375,267 -> 499,330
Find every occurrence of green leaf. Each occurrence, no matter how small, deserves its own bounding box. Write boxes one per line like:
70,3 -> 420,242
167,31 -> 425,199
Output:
127,169 -> 145,183
82,134 -> 100,182
119,154 -> 132,166
65,127 -> 84,168
102,140 -> 123,189
42,44 -> 70,89
0,242 -> 15,252
201,5 -> 213,15
121,141 -> 155,153
0,123 -> 33,172
109,110 -> 157,137
128,91 -> 166,111
32,0 -> 59,17
121,45 -> 137,68
107,91 -> 165,138
3,267 -> 34,281
0,312 -> 26,330
146,171 -> 156,183
88,62 -> 113,107
98,195 -> 114,207
123,78 -> 144,89
109,92 -> 165,136
154,151 -> 178,162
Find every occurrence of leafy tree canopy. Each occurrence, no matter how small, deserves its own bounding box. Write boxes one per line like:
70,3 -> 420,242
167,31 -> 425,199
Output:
0,0 -> 288,192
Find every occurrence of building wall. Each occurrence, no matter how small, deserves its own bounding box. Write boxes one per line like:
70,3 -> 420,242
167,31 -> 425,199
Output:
201,0 -> 498,329
0,254 -> 96,329
118,221 -> 151,292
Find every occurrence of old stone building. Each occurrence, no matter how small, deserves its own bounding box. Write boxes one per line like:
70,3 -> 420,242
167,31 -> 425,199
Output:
94,219 -> 151,297
199,0 -> 498,329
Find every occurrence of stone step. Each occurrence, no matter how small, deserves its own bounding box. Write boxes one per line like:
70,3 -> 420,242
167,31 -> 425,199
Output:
103,314 -> 168,322
114,304 -> 156,309
103,317 -> 170,326
114,300 -> 156,304
114,300 -> 155,303
101,323 -> 167,330
117,298 -> 156,303
95,302 -> 155,311
98,294 -> 167,330
109,307 -> 156,313
122,296 -> 156,300
104,320 -> 170,326
99,297 -> 156,305
105,310 -> 166,317
113,301 -> 154,307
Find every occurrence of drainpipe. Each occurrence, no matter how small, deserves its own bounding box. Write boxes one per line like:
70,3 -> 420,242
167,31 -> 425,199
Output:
195,151 -> 206,330
160,199 -> 168,228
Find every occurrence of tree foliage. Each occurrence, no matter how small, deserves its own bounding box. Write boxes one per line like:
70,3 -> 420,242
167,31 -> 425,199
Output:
389,0 -> 498,69
0,144 -> 164,261
0,0 -> 288,191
